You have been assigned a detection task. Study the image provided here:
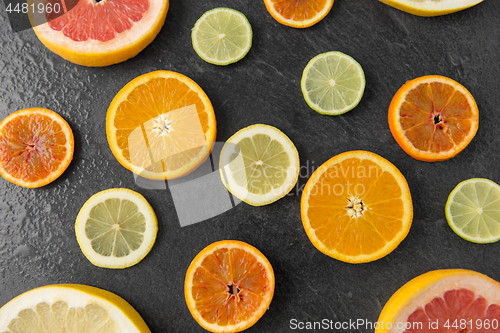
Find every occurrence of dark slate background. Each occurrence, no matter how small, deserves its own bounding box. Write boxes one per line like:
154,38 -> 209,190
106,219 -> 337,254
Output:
0,0 -> 499,332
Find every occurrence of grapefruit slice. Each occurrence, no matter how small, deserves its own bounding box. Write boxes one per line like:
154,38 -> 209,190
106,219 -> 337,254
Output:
376,269 -> 500,333
389,75 -> 479,162
30,0 -> 169,67
185,240 -> 275,332
0,284 -> 151,332
263,0 -> 334,28
0,108 -> 74,188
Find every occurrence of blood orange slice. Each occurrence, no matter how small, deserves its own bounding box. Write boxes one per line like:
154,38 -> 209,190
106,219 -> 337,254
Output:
0,108 -> 74,188
376,269 -> 500,333
263,0 -> 334,28
184,240 -> 275,332
30,0 -> 169,67
389,75 -> 479,162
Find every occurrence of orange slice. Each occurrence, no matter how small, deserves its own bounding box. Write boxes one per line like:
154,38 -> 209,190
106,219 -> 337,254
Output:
301,150 -> 413,263
185,240 -> 275,332
263,0 -> 334,28
389,75 -> 479,162
106,70 -> 216,180
31,0 -> 169,67
0,108 -> 74,188
376,269 -> 500,333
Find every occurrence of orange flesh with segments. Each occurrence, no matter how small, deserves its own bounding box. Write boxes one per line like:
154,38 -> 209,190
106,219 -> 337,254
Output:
47,0 -> 149,42
108,72 -> 216,179
192,247 -> 272,325
405,288 -> 500,333
301,151 -> 412,263
400,81 -> 473,153
0,110 -> 73,187
269,0 -> 329,21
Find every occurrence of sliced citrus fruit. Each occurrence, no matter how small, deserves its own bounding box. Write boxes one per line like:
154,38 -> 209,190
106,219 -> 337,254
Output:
376,269 -> 500,333
0,284 -> 151,332
106,70 -> 217,180
192,8 -> 252,66
445,178 -> 500,244
301,51 -> 365,115
263,0 -> 334,28
219,124 -> 299,206
0,108 -> 74,188
75,188 -> 157,269
30,0 -> 169,67
379,0 -> 483,17
185,240 -> 275,333
301,150 -> 413,263
389,75 -> 479,162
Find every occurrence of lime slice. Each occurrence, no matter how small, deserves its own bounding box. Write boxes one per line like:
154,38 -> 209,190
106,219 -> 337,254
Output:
192,7 -> 252,66
301,51 -> 365,115
219,124 -> 300,206
75,188 -> 158,268
445,178 -> 500,243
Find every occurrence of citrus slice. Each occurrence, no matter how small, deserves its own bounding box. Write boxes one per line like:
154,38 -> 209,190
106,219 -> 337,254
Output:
301,51 -> 365,115
185,240 -> 275,333
219,124 -> 299,206
263,0 -> 334,28
379,0 -> 483,17
30,0 -> 169,67
192,8 -> 252,66
75,188 -> 157,269
445,178 -> 500,244
0,108 -> 74,188
376,269 -> 500,333
0,284 -> 151,332
301,150 -> 413,263
389,75 -> 479,162
106,70 -> 217,180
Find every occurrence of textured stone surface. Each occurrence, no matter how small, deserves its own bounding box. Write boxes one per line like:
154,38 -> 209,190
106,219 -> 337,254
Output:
0,0 -> 499,332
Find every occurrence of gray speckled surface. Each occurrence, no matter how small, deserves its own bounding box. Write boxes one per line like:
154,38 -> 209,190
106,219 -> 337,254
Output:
1,0 -> 500,332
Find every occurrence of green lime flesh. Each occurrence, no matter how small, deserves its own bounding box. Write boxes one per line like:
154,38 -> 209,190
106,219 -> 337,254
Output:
192,8 -> 252,66
301,51 -> 365,115
445,178 -> 500,243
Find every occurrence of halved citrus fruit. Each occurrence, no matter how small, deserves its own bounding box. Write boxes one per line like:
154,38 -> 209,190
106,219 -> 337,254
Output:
0,284 -> 151,332
185,240 -> 275,332
192,8 -> 253,66
389,75 -> 479,162
379,0 -> 483,17
106,70 -> 217,180
376,269 -> 500,333
301,150 -> 413,263
445,178 -> 500,244
30,0 -> 169,67
75,188 -> 158,269
0,108 -> 74,188
219,124 -> 300,206
263,0 -> 334,28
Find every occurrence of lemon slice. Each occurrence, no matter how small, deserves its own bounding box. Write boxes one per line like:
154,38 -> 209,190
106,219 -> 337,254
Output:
0,284 -> 150,332
192,7 -> 252,66
219,124 -> 299,206
379,0 -> 483,17
301,51 -> 365,115
445,178 -> 500,244
75,188 -> 158,269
